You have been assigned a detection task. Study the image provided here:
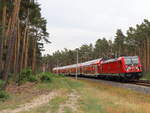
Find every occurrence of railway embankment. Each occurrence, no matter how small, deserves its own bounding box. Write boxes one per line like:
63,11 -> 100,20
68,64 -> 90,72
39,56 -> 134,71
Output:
142,72 -> 150,80
0,73 -> 150,113
78,77 -> 150,94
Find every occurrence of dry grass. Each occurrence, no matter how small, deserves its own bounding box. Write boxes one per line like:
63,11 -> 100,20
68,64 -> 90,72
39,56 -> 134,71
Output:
0,82 -> 54,111
21,90 -> 68,113
79,79 -> 150,113
0,76 -> 150,113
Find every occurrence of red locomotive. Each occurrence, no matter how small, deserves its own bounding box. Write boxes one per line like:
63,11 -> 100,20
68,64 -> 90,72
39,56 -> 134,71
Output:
53,56 -> 143,80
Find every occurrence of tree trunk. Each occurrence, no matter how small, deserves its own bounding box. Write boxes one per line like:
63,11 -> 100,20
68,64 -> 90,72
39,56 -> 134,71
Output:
5,17 -> 12,41
13,34 -> 17,73
147,38 -> 150,72
20,15 -> 29,71
24,31 -> 29,68
0,0 -> 7,75
24,9 -> 30,69
14,19 -> 21,78
32,38 -> 37,72
2,0 -> 21,89
144,40 -> 147,72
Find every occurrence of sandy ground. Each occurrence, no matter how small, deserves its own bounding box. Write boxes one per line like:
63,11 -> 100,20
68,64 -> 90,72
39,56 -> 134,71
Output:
0,89 -> 80,113
57,90 -> 80,113
0,90 -> 59,113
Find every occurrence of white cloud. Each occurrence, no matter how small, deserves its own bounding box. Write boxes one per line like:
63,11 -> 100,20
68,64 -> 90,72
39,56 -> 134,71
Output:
38,0 -> 150,55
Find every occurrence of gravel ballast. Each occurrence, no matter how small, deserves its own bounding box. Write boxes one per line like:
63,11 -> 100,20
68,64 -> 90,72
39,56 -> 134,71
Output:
77,77 -> 150,94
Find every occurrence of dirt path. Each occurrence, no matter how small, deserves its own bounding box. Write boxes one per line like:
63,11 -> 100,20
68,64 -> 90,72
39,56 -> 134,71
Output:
0,90 -> 59,113
57,90 -> 80,113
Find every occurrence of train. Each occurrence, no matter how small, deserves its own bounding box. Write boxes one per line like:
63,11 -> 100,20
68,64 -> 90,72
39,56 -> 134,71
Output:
53,56 -> 143,80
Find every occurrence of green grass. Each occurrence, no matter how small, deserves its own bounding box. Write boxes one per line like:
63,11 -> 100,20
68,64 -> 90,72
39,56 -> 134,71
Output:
0,93 -> 33,110
36,73 -> 84,91
142,71 -> 150,80
79,92 -> 105,113
23,96 -> 67,113
49,96 -> 67,113
0,90 -> 9,101
64,107 -> 72,113
1,73 -> 150,113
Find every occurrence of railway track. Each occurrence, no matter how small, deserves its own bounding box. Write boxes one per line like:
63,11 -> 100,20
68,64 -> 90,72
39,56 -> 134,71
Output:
69,75 -> 150,87
69,76 -> 150,94
68,74 -> 150,88
130,80 -> 150,87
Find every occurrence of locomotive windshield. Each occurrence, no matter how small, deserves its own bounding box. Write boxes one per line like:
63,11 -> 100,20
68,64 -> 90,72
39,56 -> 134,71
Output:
124,56 -> 139,65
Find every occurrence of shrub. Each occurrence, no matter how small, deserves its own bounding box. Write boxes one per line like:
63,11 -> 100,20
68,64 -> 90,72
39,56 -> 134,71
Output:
0,90 -> 9,101
19,68 -> 32,79
28,76 -> 38,82
0,80 -> 5,89
143,71 -> 150,80
21,68 -> 32,77
18,68 -> 38,84
39,73 -> 51,83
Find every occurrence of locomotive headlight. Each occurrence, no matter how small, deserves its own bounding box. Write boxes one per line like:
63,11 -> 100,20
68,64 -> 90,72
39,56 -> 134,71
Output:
136,67 -> 139,70
126,67 -> 131,71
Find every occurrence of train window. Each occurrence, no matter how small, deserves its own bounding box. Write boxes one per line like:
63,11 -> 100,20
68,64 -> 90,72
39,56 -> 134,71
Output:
124,56 -> 139,65
125,59 -> 132,65
132,58 -> 138,65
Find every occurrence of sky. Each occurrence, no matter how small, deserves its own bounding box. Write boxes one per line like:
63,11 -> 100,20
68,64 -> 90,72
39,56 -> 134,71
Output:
38,0 -> 150,55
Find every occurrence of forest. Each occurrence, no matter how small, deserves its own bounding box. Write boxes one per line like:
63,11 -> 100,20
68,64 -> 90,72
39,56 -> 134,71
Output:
0,0 -> 50,88
43,19 -> 150,74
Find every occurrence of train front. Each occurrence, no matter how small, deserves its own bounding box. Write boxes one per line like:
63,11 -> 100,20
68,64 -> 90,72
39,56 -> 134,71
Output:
123,56 -> 143,79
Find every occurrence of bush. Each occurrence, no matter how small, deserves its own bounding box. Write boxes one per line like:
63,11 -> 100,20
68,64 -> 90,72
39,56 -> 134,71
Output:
39,73 -> 51,83
143,71 -> 150,80
18,70 -> 61,84
19,68 -> 32,79
28,76 -> 38,82
0,90 -> 9,101
0,80 -> 5,89
18,68 -> 38,84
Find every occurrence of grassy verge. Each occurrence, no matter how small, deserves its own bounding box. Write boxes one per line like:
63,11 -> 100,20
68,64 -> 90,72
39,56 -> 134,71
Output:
141,71 -> 150,80
79,79 -> 150,113
0,73 -> 150,113
0,83 -> 39,110
22,96 -> 68,113
22,74 -> 150,113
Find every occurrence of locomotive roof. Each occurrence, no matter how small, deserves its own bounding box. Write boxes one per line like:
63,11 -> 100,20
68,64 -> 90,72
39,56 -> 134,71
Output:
81,58 -> 102,66
124,56 -> 138,59
101,56 -> 138,64
102,58 -> 118,64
